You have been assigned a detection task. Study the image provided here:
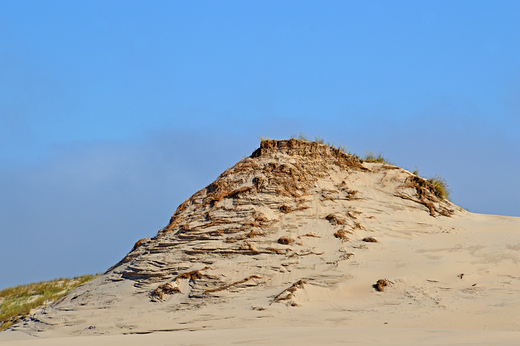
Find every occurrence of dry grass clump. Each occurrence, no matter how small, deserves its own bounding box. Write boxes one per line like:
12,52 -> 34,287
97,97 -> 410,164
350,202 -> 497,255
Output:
374,279 -> 389,292
407,169 -> 450,202
325,214 -> 345,226
277,237 -> 294,245
279,205 -> 292,213
398,175 -> 454,217
0,274 -> 99,331
427,175 -> 450,200
131,237 -> 150,251
334,230 -> 350,242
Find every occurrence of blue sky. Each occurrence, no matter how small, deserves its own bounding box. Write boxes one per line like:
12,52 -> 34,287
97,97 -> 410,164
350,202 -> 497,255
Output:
1,1 -> 519,289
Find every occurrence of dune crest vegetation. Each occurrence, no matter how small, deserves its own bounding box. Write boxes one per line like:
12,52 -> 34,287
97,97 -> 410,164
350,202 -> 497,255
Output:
285,134 -> 449,200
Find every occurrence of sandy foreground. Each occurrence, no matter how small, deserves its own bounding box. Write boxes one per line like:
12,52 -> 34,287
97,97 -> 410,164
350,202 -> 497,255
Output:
2,140 -> 519,345
2,327 -> 520,345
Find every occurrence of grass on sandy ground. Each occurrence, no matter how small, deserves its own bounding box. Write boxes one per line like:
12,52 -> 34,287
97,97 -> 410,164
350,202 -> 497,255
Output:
427,174 -> 450,200
268,135 -> 451,201
362,151 -> 389,164
288,134 -> 390,163
288,133 -> 354,157
0,274 -> 100,331
413,167 -> 451,201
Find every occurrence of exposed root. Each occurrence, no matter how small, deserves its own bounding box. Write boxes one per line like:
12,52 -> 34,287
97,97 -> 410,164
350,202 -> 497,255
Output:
265,247 -> 288,255
327,252 -> 354,266
398,175 -> 455,217
204,275 -> 262,294
288,250 -> 324,258
298,234 -> 320,238
271,280 -> 307,305
396,192 -> 436,216
239,242 -> 261,255
246,230 -> 265,238
174,267 -> 211,281
151,267 -> 212,301
153,282 -> 181,301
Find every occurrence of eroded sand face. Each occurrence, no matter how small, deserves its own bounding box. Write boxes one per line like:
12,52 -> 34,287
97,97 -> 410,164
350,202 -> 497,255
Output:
4,140 -> 520,343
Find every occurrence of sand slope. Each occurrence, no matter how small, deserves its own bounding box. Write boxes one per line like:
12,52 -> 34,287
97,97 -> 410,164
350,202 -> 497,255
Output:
2,139 -> 520,344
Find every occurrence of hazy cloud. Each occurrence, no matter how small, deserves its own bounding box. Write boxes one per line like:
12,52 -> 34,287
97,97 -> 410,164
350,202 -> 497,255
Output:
0,130 -> 255,288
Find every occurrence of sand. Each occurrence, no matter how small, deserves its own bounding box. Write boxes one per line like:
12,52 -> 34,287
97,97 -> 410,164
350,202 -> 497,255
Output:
1,139 -> 519,345
3,327 -> 520,345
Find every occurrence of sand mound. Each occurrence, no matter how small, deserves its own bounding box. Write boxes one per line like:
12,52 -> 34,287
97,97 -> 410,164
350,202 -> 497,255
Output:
6,139 -> 520,339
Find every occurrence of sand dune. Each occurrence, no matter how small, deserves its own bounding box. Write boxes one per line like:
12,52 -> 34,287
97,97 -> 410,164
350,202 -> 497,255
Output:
2,139 -> 519,345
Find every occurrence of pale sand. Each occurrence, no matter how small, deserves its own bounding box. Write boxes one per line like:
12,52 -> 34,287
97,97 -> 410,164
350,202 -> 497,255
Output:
2,140 -> 519,345
2,327 -> 520,345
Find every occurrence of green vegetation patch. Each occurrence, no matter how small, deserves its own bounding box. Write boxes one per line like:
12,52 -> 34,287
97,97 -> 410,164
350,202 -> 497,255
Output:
0,274 -> 99,331
427,174 -> 450,200
362,151 -> 389,164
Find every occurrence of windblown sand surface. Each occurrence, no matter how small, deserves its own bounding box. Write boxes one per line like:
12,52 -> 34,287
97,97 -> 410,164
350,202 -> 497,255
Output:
2,139 -> 519,345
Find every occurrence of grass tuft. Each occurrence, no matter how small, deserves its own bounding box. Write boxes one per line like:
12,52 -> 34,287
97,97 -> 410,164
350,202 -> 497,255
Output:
291,132 -> 309,142
289,133 -> 356,156
313,135 -> 325,144
362,151 -> 389,163
0,274 -> 100,331
427,174 -> 450,200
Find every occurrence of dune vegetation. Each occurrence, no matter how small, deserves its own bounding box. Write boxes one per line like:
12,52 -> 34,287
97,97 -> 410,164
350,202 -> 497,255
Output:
0,274 -> 99,331
286,134 -> 449,200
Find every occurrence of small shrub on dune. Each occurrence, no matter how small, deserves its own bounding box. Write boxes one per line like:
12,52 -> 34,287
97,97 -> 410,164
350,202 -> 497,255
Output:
428,175 -> 450,201
362,151 -> 389,164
